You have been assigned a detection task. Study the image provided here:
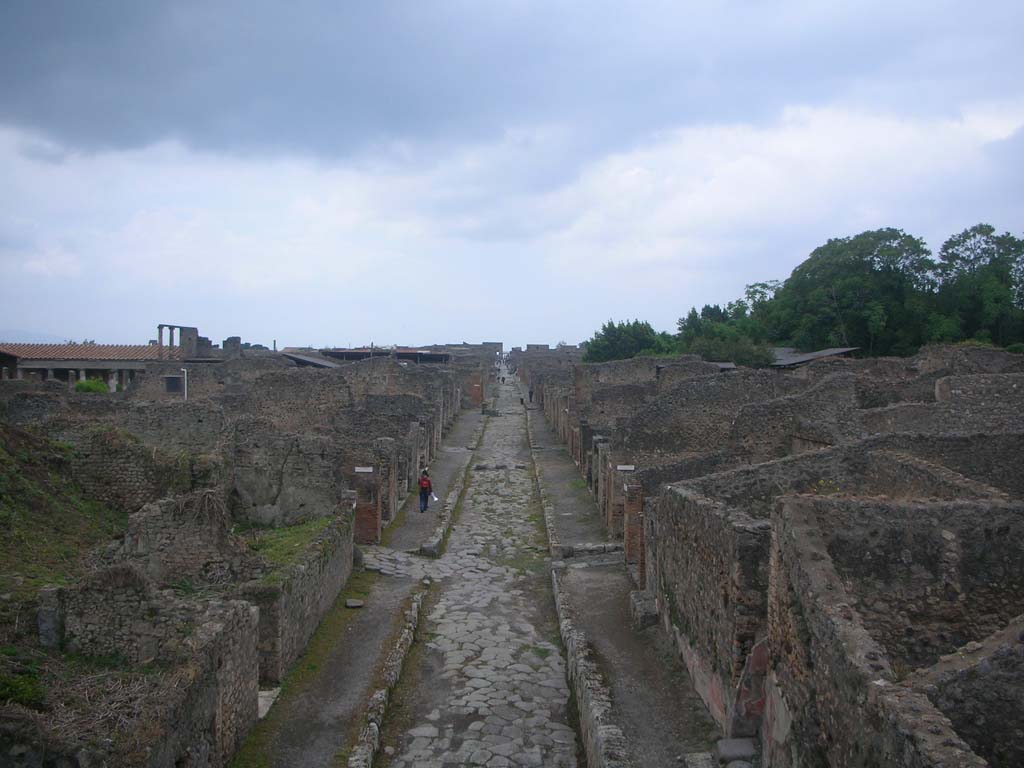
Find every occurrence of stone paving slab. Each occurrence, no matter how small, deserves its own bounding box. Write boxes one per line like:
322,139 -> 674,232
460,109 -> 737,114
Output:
373,377 -> 580,768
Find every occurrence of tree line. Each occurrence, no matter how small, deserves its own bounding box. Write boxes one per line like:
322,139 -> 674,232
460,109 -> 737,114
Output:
583,224 -> 1024,365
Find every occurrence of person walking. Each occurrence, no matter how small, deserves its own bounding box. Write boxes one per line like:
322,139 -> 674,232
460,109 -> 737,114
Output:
418,469 -> 433,513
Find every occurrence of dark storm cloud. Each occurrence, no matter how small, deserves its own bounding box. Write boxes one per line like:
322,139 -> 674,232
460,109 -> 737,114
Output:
2,1 -> 1022,161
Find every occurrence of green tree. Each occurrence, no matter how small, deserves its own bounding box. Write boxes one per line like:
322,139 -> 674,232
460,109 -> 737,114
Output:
582,320 -> 676,363
766,228 -> 936,355
935,225 -> 1024,346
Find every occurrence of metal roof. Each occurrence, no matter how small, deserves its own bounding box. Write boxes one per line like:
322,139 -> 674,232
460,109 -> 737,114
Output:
771,347 -> 858,367
281,351 -> 340,368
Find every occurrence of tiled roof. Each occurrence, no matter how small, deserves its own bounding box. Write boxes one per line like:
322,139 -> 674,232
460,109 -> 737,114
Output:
0,343 -> 181,362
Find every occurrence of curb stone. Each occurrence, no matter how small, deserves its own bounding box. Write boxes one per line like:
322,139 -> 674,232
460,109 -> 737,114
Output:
346,589 -> 426,768
550,568 -> 629,768
524,406 -> 563,559
523,396 -> 629,768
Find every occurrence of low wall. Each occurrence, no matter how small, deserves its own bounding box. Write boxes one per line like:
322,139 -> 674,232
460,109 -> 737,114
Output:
646,487 -> 771,733
109,494 -> 265,587
239,511 -> 355,683
764,496 -> 987,767
33,566 -> 260,767
909,616 -> 1024,768
144,599 -> 260,767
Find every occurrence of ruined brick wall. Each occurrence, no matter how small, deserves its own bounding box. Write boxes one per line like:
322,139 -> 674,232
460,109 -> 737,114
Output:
239,512 -> 355,682
631,453 -> 731,494
645,445 -> 1006,737
217,367 -> 355,432
0,383 -> 69,425
935,372 -> 1024,407
63,425 -> 200,512
872,432 -> 1024,498
108,494 -> 265,587
909,616 -> 1024,768
727,373 -> 861,461
145,599 -> 260,767
812,497 -> 1024,672
646,487 -> 771,731
764,499 -> 986,767
613,370 -> 804,454
678,443 -> 997,520
39,565 -> 198,664
915,344 -> 1024,376
128,356 -> 293,402
30,591 -> 259,768
654,360 -> 723,389
227,418 -> 349,526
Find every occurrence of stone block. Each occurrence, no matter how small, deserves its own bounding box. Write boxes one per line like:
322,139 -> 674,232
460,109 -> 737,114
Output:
713,738 -> 756,764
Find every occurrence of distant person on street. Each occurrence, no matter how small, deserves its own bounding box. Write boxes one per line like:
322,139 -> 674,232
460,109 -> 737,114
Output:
418,469 -> 433,513
528,388 -> 534,403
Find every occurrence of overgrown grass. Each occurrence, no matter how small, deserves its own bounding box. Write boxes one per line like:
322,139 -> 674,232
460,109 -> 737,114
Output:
229,570 -> 379,768
0,426 -> 129,604
242,516 -> 336,572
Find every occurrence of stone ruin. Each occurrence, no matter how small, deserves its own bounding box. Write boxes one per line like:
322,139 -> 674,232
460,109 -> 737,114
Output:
512,343 -> 1024,767
0,345 -> 497,765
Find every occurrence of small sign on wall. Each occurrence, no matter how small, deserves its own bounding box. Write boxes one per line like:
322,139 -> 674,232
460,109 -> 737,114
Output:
354,466 -> 374,473
616,464 -> 636,471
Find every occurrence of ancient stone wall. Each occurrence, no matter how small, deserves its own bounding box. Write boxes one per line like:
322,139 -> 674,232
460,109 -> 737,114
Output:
143,599 -> 260,768
38,564 -> 196,664
809,497 -> 1024,671
727,373 -> 861,461
239,511 -> 354,683
613,370 -> 804,454
764,495 -> 995,767
107,494 -> 265,587
58,424 -> 191,512
228,420 -> 330,524
871,432 -> 1024,498
645,487 -> 771,731
909,616 -> 1024,768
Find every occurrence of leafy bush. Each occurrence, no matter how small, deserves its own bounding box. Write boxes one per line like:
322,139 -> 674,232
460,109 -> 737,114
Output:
1006,342 -> 1024,354
74,378 -> 109,394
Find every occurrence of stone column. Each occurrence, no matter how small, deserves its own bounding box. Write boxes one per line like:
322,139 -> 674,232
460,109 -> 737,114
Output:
107,370 -> 118,392
67,370 -> 75,389
46,368 -> 54,381
16,368 -> 23,380
79,370 -> 86,382
157,325 -> 164,360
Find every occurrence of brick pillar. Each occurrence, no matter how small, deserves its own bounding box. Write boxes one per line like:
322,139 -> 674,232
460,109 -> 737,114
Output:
373,438 -> 396,523
624,483 -> 645,589
351,467 -> 381,545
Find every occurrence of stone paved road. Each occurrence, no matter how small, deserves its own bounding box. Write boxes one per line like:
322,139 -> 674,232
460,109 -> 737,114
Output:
368,377 -> 579,768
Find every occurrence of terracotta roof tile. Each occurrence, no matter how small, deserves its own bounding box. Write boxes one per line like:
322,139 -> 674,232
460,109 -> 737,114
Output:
0,343 -> 181,361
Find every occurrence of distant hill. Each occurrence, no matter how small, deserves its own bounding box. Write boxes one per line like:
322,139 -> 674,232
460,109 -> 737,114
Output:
0,328 -> 70,344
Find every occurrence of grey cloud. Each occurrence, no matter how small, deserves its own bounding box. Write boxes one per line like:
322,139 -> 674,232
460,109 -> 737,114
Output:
2,1 -> 1022,163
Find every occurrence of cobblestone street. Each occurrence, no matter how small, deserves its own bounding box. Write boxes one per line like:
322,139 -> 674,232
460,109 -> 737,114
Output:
367,378 -> 578,768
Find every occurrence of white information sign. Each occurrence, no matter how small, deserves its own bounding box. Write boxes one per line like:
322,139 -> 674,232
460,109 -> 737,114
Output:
354,466 -> 374,473
616,464 -> 636,471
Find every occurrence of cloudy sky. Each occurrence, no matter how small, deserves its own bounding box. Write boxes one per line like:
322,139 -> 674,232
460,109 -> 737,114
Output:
1,1 -> 1022,348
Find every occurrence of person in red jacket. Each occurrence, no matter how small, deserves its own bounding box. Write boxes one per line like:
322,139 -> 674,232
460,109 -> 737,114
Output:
418,469 -> 433,513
